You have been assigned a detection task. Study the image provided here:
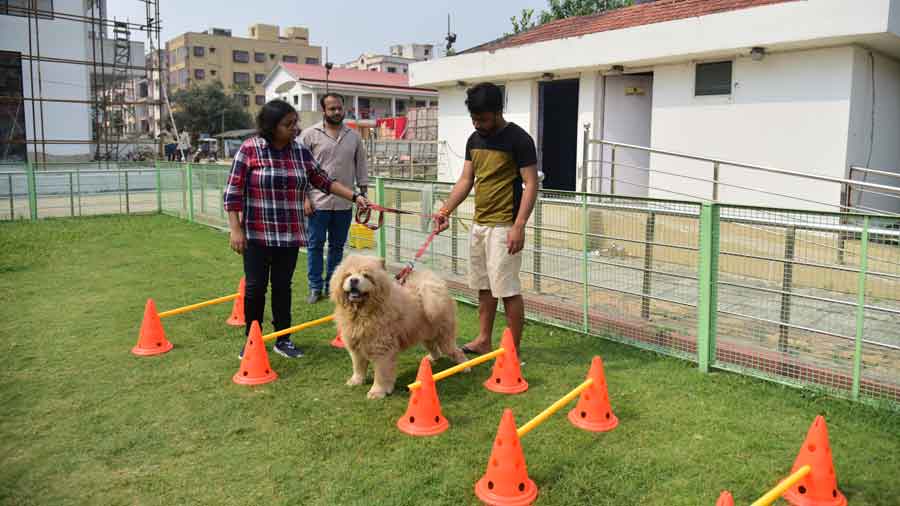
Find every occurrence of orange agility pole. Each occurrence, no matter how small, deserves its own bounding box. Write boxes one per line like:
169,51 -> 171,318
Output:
474,409 -> 538,506
233,321 -> 277,386
226,277 -> 246,326
567,356 -> 618,432
131,298 -> 174,356
782,416 -> 846,506
157,293 -> 239,318
716,491 -> 735,506
484,329 -> 528,394
396,357 -> 449,436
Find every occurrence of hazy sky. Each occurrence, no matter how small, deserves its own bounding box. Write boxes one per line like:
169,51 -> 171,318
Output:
106,0 -> 548,62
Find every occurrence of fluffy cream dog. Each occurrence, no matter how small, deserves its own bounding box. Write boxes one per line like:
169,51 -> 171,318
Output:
330,255 -> 467,399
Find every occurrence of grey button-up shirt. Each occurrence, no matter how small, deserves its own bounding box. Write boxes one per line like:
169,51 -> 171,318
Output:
299,122 -> 369,211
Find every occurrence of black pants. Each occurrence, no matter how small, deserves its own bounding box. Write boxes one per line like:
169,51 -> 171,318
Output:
243,241 -> 300,338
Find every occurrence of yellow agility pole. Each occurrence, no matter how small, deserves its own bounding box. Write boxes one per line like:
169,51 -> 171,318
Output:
750,465 -> 812,506
158,293 -> 239,318
517,378 -> 593,438
261,314 -> 335,343
408,348 -> 506,390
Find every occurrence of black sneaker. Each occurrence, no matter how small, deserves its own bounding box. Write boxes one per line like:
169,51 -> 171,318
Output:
306,290 -> 321,304
238,346 -> 244,360
273,338 -> 304,358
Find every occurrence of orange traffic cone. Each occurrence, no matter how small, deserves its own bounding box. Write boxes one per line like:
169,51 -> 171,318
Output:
567,356 -> 618,432
484,328 -> 528,394
232,321 -> 277,386
716,491 -> 734,506
782,416 -> 846,506
397,357 -> 448,436
475,409 -> 538,506
330,329 -> 345,348
131,298 -> 173,356
226,277 -> 246,327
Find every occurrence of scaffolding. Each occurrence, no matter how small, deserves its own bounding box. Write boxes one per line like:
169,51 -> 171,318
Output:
2,0 -> 163,167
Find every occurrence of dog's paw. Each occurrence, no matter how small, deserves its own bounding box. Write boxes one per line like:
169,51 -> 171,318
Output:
346,375 -> 365,386
366,387 -> 393,400
462,367 -> 471,374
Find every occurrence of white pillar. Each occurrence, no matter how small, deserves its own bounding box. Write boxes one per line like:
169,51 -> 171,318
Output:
311,91 -> 318,112
390,97 -> 397,117
354,95 -> 360,119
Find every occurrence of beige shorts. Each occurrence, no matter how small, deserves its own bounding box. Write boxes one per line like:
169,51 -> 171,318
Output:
468,223 -> 523,298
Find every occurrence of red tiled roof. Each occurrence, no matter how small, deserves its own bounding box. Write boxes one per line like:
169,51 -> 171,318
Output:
281,63 -> 416,88
464,0 -> 799,54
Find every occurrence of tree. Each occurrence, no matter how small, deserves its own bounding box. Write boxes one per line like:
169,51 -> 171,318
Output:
509,0 -> 633,35
170,80 -> 253,136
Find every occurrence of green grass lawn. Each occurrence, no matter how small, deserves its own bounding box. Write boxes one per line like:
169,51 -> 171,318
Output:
1,214 -> 898,506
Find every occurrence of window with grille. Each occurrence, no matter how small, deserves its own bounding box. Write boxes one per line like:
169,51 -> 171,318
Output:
232,50 -> 249,63
695,61 -> 732,96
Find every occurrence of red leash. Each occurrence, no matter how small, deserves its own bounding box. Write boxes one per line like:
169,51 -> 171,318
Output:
355,204 -> 443,284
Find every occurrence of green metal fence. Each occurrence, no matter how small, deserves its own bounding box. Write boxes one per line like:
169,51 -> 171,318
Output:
3,164 -> 898,408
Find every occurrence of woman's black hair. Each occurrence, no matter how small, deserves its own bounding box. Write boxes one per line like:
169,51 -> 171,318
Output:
465,82 -> 504,114
256,99 -> 297,143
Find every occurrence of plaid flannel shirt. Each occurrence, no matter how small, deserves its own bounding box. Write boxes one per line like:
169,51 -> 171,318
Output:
223,136 -> 333,248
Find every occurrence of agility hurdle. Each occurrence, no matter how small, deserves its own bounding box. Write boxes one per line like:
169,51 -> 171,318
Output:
260,314 -> 335,343
517,378 -> 593,437
157,293 -> 239,318
132,286 -> 241,356
407,348 -> 505,389
718,415 -> 845,506
473,356 -> 618,506
406,328 -> 527,396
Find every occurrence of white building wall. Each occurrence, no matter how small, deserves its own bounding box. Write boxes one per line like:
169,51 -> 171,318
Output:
649,46 -> 857,210
436,86 -> 469,182
0,0 -> 92,157
435,79 -> 538,183
846,47 -> 900,214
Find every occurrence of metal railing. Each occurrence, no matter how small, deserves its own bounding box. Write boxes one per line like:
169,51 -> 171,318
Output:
585,136 -> 900,217
2,163 -> 898,409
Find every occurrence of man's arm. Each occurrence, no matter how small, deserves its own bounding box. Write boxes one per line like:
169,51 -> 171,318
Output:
434,160 -> 475,233
354,136 -> 369,196
506,165 -> 538,254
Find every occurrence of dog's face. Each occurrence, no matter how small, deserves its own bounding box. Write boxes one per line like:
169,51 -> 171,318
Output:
330,255 -> 388,308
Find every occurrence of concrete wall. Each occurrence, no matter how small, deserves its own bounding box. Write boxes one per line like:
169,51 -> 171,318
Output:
846,47 -> 900,214
648,46 -> 858,210
0,0 -> 92,157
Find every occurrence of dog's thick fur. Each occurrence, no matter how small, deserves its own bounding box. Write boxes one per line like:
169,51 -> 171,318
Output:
330,255 -> 466,399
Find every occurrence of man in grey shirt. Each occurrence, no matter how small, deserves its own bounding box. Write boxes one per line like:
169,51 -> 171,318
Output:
299,93 -> 369,303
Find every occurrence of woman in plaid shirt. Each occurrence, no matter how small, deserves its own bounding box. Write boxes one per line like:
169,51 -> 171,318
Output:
224,100 -> 369,358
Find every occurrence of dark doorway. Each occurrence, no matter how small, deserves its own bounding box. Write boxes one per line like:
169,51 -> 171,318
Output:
538,79 -> 579,192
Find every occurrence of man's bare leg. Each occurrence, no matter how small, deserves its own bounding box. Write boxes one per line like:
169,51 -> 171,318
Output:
502,294 -> 524,353
462,289 -> 497,354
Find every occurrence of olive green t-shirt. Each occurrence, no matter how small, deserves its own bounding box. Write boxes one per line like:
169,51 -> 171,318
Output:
465,122 -> 538,225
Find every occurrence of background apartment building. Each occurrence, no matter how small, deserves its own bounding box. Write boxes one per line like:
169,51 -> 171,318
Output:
342,43 -> 434,74
166,24 -> 321,114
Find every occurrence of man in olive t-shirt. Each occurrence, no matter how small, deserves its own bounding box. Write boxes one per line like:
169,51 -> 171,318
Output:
433,83 -> 539,356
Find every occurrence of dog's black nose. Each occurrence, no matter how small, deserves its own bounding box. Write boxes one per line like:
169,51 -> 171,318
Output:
349,277 -> 359,288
